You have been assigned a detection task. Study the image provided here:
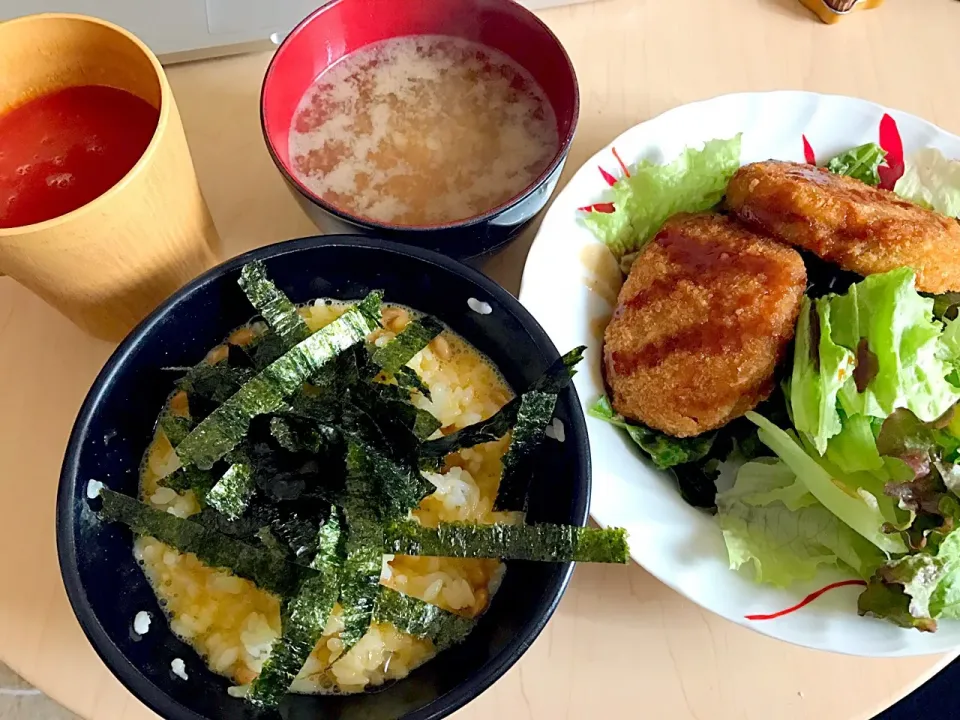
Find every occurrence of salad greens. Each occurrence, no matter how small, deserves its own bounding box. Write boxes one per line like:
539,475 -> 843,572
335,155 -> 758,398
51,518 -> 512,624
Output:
859,528 -> 960,632
825,143 -> 887,186
748,268 -> 960,628
747,412 -> 907,555
790,269 -> 960,453
584,130 -> 960,631
895,148 -> 960,217
830,269 -> 960,422
588,395 -> 723,508
588,395 -> 714,469
583,135 -> 742,259
717,459 -> 884,587
95,264 -> 628,707
787,296 -> 854,455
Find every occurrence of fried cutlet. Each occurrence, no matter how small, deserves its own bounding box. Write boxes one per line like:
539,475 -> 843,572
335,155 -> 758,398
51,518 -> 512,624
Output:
603,212 -> 806,437
726,160 -> 960,294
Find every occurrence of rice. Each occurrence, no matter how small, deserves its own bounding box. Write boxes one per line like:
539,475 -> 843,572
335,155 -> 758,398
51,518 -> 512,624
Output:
135,303 -> 515,694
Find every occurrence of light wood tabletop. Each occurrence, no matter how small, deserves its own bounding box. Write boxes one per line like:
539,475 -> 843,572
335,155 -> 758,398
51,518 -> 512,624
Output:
2,0 -> 960,718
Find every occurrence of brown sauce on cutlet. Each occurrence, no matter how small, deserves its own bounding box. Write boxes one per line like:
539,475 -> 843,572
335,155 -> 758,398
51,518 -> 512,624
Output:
784,163 -> 836,186
735,203 -> 809,239
610,222 -> 791,375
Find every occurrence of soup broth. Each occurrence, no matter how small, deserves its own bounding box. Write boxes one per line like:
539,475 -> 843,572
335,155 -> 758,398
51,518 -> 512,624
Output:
288,35 -> 559,226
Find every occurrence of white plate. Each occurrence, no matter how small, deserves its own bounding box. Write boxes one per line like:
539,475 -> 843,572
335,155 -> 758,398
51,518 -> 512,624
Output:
518,91 -> 960,657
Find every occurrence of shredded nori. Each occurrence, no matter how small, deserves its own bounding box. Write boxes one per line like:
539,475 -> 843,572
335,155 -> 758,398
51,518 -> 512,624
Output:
351,380 -> 442,448
371,317 -> 444,373
175,294 -> 381,470
248,506 -> 344,707
420,347 -> 585,463
355,437 -> 431,520
206,459 -> 255,520
268,416 -> 334,455
158,412 -> 192,447
412,408 -> 442,441
494,390 -> 558,512
163,463 -> 219,498
285,390 -> 340,425
384,520 -> 629,563
98,489 -> 305,595
243,418 -> 346,509
531,346 -> 586,393
99,263 -> 628,710
338,442 -> 388,651
394,366 -> 431,400
208,491 -> 326,562
248,330 -> 289,370
191,505 -> 267,544
256,526 -> 286,554
374,587 -> 476,650
238,260 -> 312,347
176,359 -> 253,407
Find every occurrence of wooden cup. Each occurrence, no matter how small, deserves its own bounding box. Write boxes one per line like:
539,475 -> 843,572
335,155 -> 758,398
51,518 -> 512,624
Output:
0,14 -> 221,341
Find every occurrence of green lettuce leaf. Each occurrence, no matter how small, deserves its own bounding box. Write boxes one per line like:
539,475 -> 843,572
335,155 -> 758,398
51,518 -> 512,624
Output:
826,143 -> 887,186
746,412 -> 907,554
717,459 -> 885,586
583,135 -> 742,259
857,581 -> 937,632
894,148 -> 960,217
858,527 -> 960,632
932,294 -> 960,322
588,395 -> 713,469
829,268 -> 959,423
790,296 -> 856,455
939,318 -> 960,388
824,413 -> 884,475
726,458 -> 816,512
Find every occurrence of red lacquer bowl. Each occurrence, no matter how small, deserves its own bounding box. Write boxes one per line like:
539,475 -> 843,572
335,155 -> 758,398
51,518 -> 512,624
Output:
260,0 -> 579,261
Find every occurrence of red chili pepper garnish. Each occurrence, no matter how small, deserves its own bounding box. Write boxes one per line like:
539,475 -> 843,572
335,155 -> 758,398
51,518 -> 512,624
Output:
598,166 -> 618,187
612,147 -> 631,178
578,202 -> 616,213
802,135 -> 817,165
878,113 -> 905,191
745,579 -> 867,621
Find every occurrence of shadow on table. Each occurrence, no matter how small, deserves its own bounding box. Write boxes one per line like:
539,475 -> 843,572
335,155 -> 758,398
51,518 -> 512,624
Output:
875,656 -> 958,719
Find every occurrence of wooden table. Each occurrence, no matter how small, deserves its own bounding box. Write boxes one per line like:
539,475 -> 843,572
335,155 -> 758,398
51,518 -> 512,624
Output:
3,0 -> 960,718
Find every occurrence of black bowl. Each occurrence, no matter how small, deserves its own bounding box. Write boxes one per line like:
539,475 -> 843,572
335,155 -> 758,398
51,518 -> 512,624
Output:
259,0 -> 579,262
57,237 -> 590,720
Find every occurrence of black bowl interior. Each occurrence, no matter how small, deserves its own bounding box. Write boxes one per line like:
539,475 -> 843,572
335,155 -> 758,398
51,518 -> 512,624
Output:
58,237 -> 590,720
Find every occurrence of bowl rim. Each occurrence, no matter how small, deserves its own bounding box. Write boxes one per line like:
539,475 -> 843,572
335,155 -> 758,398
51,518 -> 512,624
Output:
258,0 -> 580,235
56,235 -> 591,720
